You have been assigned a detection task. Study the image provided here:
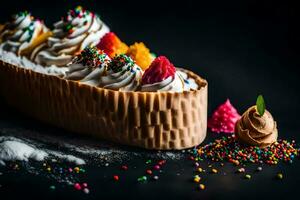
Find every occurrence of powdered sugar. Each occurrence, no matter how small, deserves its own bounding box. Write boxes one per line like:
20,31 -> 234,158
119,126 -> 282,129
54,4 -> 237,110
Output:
0,138 -> 48,162
0,135 -> 85,166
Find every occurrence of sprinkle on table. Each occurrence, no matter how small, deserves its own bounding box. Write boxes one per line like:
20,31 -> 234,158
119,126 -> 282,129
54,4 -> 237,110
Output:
113,175 -> 119,181
237,168 -> 245,173
74,183 -> 82,190
49,185 -> 56,190
194,175 -> 201,183
190,134 -> 299,166
256,167 -> 263,172
276,173 -> 283,180
121,165 -> 128,170
199,184 -> 205,190
137,176 -> 147,182
245,174 -> 251,179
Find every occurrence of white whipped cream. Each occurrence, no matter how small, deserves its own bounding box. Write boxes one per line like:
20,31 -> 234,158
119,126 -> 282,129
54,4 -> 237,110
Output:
65,49 -> 111,83
99,63 -> 143,91
0,49 -> 68,76
140,72 -> 182,92
0,12 -> 48,55
32,9 -> 109,67
177,70 -> 199,91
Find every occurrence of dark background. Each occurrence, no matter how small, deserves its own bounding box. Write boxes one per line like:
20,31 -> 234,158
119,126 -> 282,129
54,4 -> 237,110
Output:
0,0 -> 299,199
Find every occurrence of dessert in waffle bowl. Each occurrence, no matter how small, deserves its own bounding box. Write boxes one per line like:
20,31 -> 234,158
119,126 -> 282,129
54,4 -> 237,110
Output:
0,7 -> 207,150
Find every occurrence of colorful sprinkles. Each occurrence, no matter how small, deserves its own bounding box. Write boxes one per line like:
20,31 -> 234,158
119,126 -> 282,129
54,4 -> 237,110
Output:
74,46 -> 109,68
15,11 -> 29,17
63,6 -> 94,34
188,134 -> 299,191
189,134 -> 299,165
108,54 -> 135,73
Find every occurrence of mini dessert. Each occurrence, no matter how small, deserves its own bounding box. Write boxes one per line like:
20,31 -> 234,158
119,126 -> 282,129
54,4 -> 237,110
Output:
32,6 -> 109,66
126,42 -> 153,70
96,32 -> 128,58
0,8 -> 208,150
235,96 -> 278,148
208,99 -> 241,133
65,46 -> 110,83
0,11 -> 50,56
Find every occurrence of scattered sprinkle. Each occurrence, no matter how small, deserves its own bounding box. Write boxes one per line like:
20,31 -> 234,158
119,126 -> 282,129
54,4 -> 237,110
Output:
153,165 -> 160,170
138,176 -> 147,182
256,167 -> 263,172
82,183 -> 88,188
146,159 -> 152,164
245,174 -> 251,179
113,175 -> 119,181
199,184 -> 205,190
197,167 -> 204,173
49,185 -> 56,190
121,165 -> 128,170
74,183 -> 82,190
194,175 -> 201,183
83,188 -> 90,194
276,173 -> 283,180
237,168 -> 245,173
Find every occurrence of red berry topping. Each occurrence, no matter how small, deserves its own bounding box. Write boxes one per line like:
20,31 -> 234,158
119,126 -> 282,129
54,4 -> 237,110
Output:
96,32 -> 128,58
208,99 -> 241,134
141,56 -> 176,85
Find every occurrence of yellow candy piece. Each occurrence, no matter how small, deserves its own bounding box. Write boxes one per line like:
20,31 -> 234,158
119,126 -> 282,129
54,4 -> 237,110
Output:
127,42 -> 154,70
20,31 -> 53,56
193,176 -> 201,183
199,184 -> 205,190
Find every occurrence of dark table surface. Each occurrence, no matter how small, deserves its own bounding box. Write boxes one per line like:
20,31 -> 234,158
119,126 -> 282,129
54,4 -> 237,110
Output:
0,0 -> 299,199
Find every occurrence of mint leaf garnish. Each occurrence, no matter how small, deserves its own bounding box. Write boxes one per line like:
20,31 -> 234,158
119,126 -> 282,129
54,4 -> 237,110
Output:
256,95 -> 265,116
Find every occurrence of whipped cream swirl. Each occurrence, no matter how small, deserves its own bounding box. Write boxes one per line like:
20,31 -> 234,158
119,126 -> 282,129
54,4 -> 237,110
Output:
99,54 -> 143,91
141,71 -> 185,92
235,106 -> 278,148
177,71 -> 199,91
0,11 -> 48,55
65,47 -> 110,84
32,6 -> 109,67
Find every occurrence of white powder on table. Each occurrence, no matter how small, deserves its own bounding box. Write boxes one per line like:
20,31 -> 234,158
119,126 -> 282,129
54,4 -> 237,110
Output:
0,136 -> 85,166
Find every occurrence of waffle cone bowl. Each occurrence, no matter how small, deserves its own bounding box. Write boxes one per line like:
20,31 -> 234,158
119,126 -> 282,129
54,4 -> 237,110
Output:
0,60 -> 207,150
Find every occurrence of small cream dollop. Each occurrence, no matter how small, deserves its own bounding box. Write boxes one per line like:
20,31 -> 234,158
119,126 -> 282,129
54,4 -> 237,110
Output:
235,106 -> 278,148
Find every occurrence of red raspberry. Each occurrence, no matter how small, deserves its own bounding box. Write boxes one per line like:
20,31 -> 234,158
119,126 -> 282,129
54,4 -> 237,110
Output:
141,56 -> 176,85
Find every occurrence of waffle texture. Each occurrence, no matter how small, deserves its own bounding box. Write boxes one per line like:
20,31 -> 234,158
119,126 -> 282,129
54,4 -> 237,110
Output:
0,60 -> 208,149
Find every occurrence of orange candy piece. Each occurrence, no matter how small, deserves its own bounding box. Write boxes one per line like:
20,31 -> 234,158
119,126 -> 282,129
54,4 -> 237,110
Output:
127,42 -> 153,70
